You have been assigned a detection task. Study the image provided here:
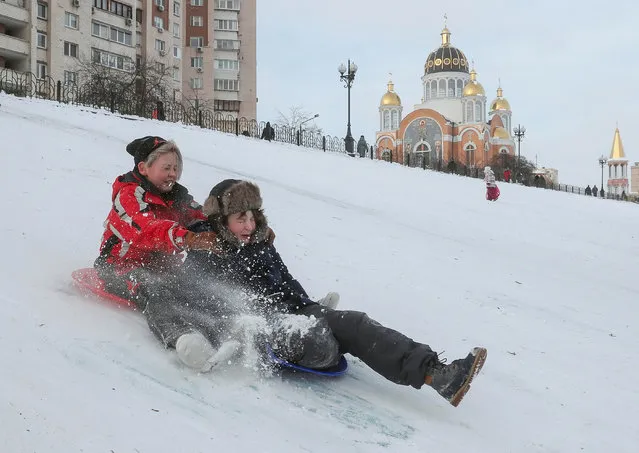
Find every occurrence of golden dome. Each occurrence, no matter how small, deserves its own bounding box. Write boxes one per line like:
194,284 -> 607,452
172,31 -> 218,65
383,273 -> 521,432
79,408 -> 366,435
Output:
493,126 -> 509,139
380,80 -> 401,106
490,87 -> 511,111
462,69 -> 485,96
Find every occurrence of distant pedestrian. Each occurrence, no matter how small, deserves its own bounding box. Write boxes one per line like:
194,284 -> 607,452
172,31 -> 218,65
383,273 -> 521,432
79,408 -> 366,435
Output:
156,101 -> 166,121
261,122 -> 275,141
503,168 -> 511,183
585,185 -> 592,196
592,185 -> 598,197
484,166 -> 500,201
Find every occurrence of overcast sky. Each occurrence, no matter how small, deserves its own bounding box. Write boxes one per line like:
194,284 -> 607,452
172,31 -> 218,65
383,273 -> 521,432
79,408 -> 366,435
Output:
255,0 -> 638,187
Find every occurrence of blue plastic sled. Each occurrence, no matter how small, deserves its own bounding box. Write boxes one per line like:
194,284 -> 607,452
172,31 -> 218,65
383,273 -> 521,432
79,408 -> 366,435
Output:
72,268 -> 348,377
265,343 -> 348,377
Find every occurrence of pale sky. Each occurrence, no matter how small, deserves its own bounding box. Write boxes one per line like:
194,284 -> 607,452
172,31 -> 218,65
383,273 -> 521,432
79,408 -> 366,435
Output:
256,0 -> 639,188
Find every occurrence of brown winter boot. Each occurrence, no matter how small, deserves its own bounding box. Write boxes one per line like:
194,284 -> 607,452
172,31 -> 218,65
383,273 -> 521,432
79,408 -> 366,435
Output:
425,347 -> 487,407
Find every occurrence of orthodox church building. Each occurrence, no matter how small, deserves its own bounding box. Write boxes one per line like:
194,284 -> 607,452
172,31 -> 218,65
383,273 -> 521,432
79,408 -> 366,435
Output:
375,25 -> 515,171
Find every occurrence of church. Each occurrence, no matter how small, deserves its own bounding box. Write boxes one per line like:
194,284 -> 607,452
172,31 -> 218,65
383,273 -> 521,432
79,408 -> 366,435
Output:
375,24 -> 516,171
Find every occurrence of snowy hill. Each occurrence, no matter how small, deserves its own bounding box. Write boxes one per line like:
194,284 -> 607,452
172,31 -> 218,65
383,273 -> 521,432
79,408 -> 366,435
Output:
1,92 -> 637,453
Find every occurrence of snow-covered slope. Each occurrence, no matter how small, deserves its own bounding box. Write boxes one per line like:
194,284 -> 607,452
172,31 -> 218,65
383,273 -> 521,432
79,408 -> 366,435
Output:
1,92 -> 637,453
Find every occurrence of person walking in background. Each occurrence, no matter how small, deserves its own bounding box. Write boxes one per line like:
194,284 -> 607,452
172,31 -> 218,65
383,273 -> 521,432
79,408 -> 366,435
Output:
585,185 -> 592,196
261,122 -> 275,141
592,185 -> 598,197
503,168 -> 512,183
484,166 -> 500,201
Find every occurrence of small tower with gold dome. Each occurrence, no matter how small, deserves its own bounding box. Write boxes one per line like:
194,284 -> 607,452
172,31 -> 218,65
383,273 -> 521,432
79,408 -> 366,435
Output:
379,78 -> 402,131
607,128 -> 629,197
461,67 -> 486,123
489,85 -> 512,133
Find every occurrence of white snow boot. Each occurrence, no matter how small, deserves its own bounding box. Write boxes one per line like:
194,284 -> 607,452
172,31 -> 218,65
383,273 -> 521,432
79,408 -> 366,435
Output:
175,331 -> 217,372
317,291 -> 340,309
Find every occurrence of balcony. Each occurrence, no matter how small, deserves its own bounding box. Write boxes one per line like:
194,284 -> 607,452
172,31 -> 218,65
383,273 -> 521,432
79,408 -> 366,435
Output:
0,0 -> 29,25
0,32 -> 28,59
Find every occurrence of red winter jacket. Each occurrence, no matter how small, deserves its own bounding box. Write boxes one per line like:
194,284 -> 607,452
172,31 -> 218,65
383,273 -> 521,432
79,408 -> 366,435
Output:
96,171 -> 206,274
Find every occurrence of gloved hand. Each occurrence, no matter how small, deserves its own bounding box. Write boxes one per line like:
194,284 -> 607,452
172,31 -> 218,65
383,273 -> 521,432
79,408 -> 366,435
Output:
184,231 -> 220,252
266,227 -> 276,245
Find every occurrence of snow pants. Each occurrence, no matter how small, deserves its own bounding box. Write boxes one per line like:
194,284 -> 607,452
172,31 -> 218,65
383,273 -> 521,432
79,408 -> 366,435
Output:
279,305 -> 438,389
95,263 -> 230,349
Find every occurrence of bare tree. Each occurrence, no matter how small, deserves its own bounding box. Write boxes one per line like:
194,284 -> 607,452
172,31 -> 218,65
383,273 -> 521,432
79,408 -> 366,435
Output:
72,54 -> 174,116
276,105 -> 323,135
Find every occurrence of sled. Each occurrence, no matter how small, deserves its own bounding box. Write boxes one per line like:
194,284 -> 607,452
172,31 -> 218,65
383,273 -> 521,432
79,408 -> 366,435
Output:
265,343 -> 348,377
71,268 -> 348,377
71,268 -> 137,309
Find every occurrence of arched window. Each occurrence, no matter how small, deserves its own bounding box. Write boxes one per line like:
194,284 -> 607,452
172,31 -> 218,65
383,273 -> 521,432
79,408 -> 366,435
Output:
474,102 -> 482,122
448,79 -> 455,97
383,110 -> 390,130
465,102 -> 473,123
425,87 -> 430,101
414,141 -> 431,168
438,79 -> 446,97
430,81 -> 437,99
456,79 -> 463,97
391,110 -> 399,129
501,114 -> 509,132
465,143 -> 476,167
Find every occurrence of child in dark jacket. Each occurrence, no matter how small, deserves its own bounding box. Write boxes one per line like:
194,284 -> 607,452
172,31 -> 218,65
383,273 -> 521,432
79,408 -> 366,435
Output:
182,179 -> 488,407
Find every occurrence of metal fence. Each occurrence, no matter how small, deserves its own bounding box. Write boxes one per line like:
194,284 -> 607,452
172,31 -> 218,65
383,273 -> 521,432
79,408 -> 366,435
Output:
0,68 -> 348,154
1,68 -> 634,202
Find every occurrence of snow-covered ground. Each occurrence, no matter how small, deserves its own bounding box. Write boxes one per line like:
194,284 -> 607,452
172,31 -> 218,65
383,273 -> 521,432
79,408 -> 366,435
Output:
1,92 -> 637,453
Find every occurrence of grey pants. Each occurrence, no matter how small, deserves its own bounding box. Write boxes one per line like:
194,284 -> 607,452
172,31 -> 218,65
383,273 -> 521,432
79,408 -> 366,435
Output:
274,304 -> 437,389
96,264 -> 229,349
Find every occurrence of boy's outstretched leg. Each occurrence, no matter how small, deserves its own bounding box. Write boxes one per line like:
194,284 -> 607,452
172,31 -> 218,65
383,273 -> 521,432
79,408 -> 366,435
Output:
425,347 -> 487,407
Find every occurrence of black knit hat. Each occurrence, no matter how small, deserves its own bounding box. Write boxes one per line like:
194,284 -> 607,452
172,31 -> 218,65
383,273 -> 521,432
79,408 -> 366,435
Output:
126,136 -> 167,165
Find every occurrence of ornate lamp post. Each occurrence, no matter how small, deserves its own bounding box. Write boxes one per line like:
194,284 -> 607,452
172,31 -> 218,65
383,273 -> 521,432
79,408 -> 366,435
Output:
598,155 -> 607,191
338,60 -> 358,156
513,124 -> 526,182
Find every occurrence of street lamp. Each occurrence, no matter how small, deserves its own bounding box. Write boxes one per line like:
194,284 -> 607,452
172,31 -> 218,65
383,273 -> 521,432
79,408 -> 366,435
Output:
598,155 -> 607,191
338,60 -> 358,156
513,124 -> 526,182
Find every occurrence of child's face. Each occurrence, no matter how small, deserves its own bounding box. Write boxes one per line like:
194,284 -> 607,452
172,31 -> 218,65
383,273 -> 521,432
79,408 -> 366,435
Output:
227,210 -> 256,243
138,152 -> 178,193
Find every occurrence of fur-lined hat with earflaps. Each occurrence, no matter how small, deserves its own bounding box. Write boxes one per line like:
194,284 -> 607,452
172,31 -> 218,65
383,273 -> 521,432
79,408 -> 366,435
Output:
203,179 -> 262,217
203,179 -> 268,245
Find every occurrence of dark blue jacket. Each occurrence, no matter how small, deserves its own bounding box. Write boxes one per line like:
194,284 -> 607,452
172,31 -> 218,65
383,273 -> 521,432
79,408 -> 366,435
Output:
184,241 -> 317,314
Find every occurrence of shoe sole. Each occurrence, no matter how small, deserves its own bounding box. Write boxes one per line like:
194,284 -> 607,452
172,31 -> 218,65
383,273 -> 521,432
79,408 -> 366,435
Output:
449,347 -> 487,407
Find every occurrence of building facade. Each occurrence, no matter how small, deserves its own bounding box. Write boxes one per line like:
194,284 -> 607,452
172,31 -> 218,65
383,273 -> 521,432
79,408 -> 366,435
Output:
0,0 -> 256,119
375,25 -> 516,171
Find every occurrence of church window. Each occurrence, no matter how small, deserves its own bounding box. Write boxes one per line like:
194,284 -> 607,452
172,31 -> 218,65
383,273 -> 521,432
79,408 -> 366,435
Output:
466,102 -> 473,123
465,144 -> 476,167
438,79 -> 446,97
383,110 -> 390,130
391,110 -> 399,129
474,102 -> 482,122
456,79 -> 463,97
448,79 -> 455,97
430,81 -> 437,99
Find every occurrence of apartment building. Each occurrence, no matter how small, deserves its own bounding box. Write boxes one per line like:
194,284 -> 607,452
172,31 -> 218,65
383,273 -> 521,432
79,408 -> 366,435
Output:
181,0 -> 255,119
0,0 -> 256,119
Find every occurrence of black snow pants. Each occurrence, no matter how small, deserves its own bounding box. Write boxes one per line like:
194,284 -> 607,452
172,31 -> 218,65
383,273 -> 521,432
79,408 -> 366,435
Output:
275,304 -> 437,389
